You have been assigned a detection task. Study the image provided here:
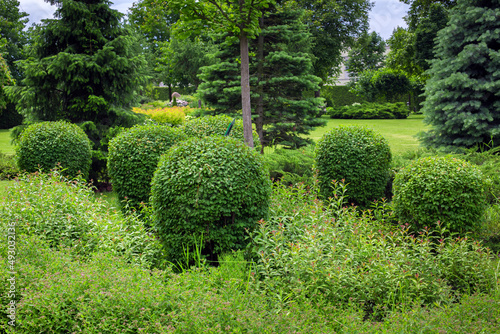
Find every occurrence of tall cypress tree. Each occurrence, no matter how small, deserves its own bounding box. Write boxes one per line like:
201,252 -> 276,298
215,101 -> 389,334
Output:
198,5 -> 324,150
419,0 -> 500,150
9,0 -> 149,180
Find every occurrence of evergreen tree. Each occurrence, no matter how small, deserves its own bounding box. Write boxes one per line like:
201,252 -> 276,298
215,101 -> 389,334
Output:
419,0 -> 500,150
198,5 -> 324,150
0,51 -> 14,110
8,0 -> 149,180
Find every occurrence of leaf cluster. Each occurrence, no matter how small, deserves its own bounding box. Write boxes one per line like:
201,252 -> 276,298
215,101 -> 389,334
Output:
315,125 -> 392,207
393,156 -> 487,235
107,124 -> 187,209
151,135 -> 271,264
16,121 -> 92,179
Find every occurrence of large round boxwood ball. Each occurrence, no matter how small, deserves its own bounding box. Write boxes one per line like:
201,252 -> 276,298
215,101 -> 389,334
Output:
314,125 -> 391,207
393,156 -> 487,235
151,135 -> 271,263
107,124 -> 187,209
183,114 -> 260,148
16,121 -> 92,179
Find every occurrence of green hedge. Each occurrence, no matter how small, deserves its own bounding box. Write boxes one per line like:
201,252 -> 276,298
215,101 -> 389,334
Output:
327,102 -> 410,119
321,86 -> 366,107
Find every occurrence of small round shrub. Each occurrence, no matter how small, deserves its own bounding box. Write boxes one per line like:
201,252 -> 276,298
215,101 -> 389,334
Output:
151,136 -> 272,264
393,156 -> 487,235
16,121 -> 92,179
183,114 -> 260,148
314,125 -> 392,207
107,124 -> 187,209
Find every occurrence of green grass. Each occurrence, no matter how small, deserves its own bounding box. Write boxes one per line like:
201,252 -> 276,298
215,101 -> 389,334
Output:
307,114 -> 428,156
0,129 -> 14,155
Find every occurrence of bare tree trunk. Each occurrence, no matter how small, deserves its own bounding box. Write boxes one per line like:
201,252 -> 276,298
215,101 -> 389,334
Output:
256,15 -> 265,154
240,32 -> 254,148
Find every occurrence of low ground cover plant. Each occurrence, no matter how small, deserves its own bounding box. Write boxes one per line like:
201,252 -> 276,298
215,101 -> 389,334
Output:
264,145 -> 315,185
315,125 -> 392,207
327,102 -> 409,119
107,124 -> 187,209
16,121 -> 92,179
0,170 -> 164,267
132,106 -> 187,126
249,181 -> 498,320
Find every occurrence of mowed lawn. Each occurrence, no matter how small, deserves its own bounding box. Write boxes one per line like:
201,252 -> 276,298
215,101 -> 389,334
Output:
308,114 -> 428,156
0,129 -> 14,155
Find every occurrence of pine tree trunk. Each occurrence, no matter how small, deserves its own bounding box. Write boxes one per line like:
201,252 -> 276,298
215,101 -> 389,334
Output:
240,31 -> 254,148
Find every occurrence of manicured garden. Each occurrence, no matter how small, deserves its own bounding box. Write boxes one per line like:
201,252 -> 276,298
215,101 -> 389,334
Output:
1,108 -> 499,333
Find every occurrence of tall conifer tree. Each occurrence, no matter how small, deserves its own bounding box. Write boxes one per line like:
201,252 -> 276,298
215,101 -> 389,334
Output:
419,0 -> 500,150
198,5 -> 324,150
8,0 -> 149,180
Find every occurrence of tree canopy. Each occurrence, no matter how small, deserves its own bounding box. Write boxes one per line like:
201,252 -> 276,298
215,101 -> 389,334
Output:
345,31 -> 386,78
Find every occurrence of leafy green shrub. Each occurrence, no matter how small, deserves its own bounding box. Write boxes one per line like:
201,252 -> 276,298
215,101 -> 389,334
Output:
0,153 -> 18,180
107,124 -> 187,209
321,85 -> 366,107
249,181 -> 497,320
16,121 -> 92,179
182,114 -> 260,148
264,146 -> 315,185
393,156 -> 487,235
0,170 -> 164,268
315,125 -> 392,207
151,136 -> 271,264
327,102 -> 409,119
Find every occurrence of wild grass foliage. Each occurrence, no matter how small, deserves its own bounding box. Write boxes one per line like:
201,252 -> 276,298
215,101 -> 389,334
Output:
0,170 -> 164,267
250,181 -> 498,319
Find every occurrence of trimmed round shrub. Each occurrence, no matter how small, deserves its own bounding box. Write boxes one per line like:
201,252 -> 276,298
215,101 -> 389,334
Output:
314,125 -> 392,207
151,136 -> 272,263
16,121 -> 92,179
183,114 -> 260,148
393,156 -> 487,235
107,124 -> 187,209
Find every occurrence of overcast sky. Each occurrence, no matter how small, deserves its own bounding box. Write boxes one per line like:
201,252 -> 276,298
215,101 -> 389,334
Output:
17,0 -> 409,40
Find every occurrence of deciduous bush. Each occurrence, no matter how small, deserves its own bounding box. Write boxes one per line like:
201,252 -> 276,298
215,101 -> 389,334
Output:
0,170 -> 164,268
16,121 -> 92,179
315,125 -> 392,207
182,114 -> 260,148
393,156 -> 487,235
107,124 -> 187,209
249,181 -> 496,320
327,102 -> 409,119
151,136 -> 271,264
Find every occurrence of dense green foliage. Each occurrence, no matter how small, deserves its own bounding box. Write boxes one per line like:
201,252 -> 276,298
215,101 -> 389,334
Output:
182,114 -> 259,148
321,85 -> 366,107
107,124 -> 187,209
16,121 -> 92,179
419,0 -> 500,150
393,156 -> 487,235
350,68 -> 413,103
264,145 -> 315,185
250,182 -> 496,319
0,53 -> 13,112
327,102 -> 409,119
0,152 -> 18,179
151,136 -> 271,264
0,0 -> 28,82
315,125 -> 391,207
346,31 -> 386,77
0,171 -> 163,267
7,0 -> 149,181
291,0 -> 372,89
